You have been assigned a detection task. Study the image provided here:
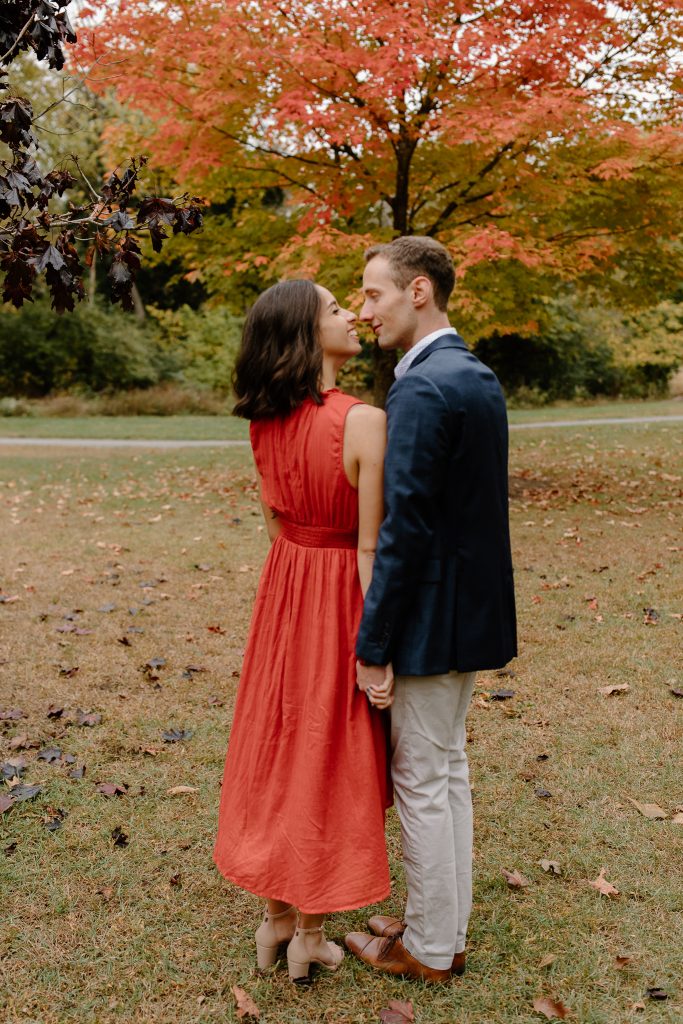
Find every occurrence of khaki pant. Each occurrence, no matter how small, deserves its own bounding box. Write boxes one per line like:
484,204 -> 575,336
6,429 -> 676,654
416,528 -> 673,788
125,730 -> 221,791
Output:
391,671 -> 476,970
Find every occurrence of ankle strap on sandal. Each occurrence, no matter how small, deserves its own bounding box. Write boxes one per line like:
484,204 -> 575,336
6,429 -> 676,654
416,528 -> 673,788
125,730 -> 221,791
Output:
265,905 -> 295,920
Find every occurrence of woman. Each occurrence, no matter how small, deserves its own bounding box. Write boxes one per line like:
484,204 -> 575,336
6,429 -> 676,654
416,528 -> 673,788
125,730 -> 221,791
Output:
213,279 -> 393,982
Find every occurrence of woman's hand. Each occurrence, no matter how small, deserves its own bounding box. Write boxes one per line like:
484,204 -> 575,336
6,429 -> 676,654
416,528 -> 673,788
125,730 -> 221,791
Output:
357,661 -> 394,709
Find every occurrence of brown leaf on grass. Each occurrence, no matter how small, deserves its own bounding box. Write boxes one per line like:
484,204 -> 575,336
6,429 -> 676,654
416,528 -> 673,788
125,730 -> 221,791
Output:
671,812 -> 683,825
502,868 -> 530,889
231,985 -> 260,1019
626,798 -> 667,820
111,827 -> 129,848
538,953 -> 557,968
643,607 -> 659,625
76,710 -> 101,727
207,624 -> 226,634
96,886 -> 114,901
46,704 -> 64,718
645,988 -> 668,1000
0,708 -> 25,720
597,683 -> 630,696
43,807 -> 66,831
615,954 -> 633,969
0,793 -> 15,814
9,733 -> 29,750
96,782 -> 128,797
166,786 -> 198,796
631,1001 -> 645,1012
670,687 -> 683,698
588,867 -> 619,897
379,999 -> 415,1023
533,996 -> 569,1019
539,859 -> 562,875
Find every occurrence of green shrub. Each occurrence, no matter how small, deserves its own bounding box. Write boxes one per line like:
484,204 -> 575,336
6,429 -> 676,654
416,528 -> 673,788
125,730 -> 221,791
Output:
0,299 -> 168,395
474,296 -> 682,404
148,305 -> 243,395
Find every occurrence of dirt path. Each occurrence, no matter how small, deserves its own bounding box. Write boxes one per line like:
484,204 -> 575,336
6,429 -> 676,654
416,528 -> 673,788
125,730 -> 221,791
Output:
0,413 -> 681,448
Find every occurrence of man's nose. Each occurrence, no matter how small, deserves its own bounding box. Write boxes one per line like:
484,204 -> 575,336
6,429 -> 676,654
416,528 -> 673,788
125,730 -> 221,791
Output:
359,300 -> 372,322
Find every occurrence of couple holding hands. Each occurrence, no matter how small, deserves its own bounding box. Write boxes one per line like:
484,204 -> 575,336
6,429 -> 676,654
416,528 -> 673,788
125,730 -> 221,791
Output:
213,236 -> 517,984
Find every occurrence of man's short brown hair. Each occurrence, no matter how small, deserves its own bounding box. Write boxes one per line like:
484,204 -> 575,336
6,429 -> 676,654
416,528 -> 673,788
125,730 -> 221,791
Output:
365,236 -> 455,312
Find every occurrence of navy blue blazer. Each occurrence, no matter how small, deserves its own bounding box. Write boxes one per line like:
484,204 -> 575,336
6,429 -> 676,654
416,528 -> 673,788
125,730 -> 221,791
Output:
356,332 -> 517,676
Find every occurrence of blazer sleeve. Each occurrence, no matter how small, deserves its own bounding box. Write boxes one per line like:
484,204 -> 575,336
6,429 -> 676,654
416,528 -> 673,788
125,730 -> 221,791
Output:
355,372 -> 452,665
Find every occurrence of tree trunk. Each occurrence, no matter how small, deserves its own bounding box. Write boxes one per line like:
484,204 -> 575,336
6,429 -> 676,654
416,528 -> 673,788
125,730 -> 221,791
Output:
371,346 -> 397,406
371,142 -> 412,407
88,250 -> 97,305
131,282 -> 146,320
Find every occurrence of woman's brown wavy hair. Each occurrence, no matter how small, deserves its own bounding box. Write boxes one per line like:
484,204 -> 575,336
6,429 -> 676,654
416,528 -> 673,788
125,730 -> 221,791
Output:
232,279 -> 324,420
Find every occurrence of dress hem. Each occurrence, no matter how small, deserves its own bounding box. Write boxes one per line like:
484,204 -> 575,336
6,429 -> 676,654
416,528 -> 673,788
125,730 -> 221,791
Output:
213,854 -> 391,915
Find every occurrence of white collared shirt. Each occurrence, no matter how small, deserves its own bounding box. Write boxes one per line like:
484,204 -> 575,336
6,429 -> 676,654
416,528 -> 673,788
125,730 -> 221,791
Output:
393,327 -> 458,380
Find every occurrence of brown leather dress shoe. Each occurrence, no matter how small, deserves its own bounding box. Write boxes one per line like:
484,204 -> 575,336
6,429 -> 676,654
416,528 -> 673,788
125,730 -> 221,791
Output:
367,917 -> 466,975
345,932 -> 451,984
451,950 -> 466,976
367,915 -> 406,938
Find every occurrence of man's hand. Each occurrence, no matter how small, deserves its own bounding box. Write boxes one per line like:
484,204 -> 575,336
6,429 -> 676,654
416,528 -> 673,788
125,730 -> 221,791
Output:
356,661 -> 394,709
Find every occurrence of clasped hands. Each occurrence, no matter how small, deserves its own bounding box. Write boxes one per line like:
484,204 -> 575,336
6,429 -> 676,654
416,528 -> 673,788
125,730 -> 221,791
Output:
356,661 -> 394,709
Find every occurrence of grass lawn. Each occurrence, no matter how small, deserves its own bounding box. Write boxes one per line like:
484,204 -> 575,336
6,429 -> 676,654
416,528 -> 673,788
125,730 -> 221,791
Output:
0,415 -> 251,441
1,422 -> 682,1023
0,397 -> 681,441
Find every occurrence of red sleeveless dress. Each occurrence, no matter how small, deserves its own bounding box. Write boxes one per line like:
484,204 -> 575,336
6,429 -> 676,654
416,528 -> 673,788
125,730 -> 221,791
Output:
213,390 -> 391,914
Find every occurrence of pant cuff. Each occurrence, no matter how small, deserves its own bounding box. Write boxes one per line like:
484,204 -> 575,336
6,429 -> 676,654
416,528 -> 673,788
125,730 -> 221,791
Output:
402,934 -> 454,972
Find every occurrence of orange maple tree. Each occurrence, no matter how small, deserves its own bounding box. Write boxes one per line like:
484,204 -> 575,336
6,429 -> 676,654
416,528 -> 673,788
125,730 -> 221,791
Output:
73,0 -> 683,389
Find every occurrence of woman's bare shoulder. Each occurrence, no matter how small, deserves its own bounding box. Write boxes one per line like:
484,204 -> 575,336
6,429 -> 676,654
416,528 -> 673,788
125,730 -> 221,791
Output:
344,402 -> 386,462
346,401 -> 386,428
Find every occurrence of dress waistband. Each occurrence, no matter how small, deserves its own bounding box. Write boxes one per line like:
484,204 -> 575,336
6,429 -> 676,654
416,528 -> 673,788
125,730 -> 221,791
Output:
279,519 -> 357,549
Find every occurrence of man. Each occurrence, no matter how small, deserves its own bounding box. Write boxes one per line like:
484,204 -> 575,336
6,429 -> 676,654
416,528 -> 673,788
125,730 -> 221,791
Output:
345,236 -> 517,984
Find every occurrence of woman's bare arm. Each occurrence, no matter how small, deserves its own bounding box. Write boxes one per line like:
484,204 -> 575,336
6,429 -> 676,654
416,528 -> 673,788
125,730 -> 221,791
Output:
344,404 -> 394,708
256,470 -> 281,544
343,404 -> 386,597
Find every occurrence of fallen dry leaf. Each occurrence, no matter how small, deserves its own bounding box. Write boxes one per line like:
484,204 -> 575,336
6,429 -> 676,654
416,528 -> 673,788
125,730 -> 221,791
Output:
0,793 -> 15,814
533,995 -> 569,1019
597,683 -> 630,696
379,999 -> 415,1023
232,985 -> 260,1020
502,868 -> 530,889
671,812 -> 683,825
166,786 -> 199,796
615,954 -> 633,969
627,798 -> 667,820
538,859 -> 562,875
646,988 -> 668,1001
96,782 -> 128,797
588,867 -> 619,897
538,953 -> 557,969
0,708 -> 25,720
631,1001 -> 645,1011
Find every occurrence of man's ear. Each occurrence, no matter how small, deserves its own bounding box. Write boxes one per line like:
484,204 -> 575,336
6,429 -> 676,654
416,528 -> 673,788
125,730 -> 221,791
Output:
411,275 -> 433,309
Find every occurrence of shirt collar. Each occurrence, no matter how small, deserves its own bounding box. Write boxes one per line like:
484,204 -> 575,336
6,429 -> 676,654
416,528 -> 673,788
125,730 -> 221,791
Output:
393,327 -> 457,380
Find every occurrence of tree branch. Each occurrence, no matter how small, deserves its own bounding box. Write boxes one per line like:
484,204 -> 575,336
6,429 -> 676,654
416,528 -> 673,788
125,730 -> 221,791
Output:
0,12 -> 36,67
